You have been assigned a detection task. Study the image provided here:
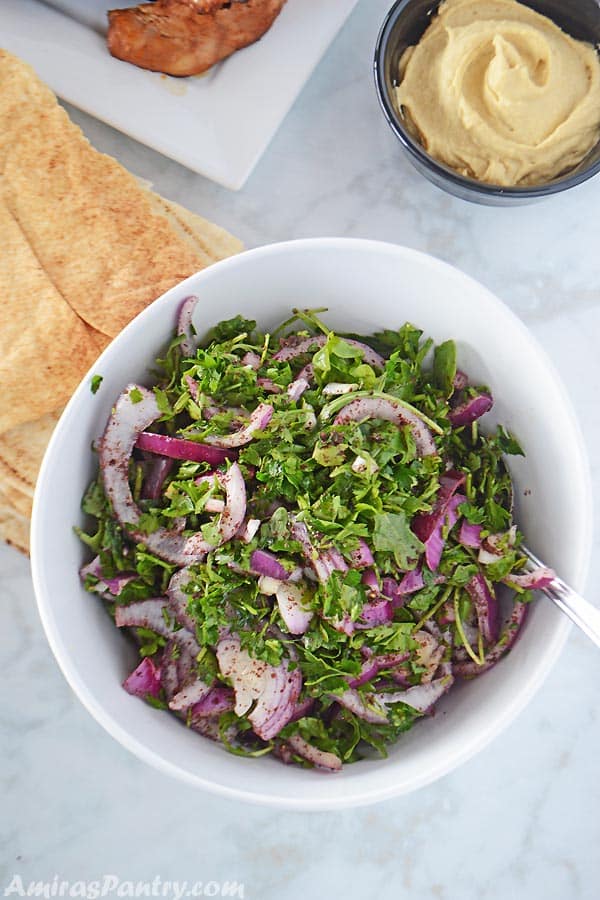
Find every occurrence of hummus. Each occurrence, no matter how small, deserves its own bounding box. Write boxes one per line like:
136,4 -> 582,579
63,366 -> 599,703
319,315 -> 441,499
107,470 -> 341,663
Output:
395,0 -> 600,186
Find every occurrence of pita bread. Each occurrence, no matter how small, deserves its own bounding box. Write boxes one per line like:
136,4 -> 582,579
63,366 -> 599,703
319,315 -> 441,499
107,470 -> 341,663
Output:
144,192 -> 243,267
0,479 -> 33,520
0,50 -> 242,338
0,503 -> 30,555
0,410 -> 60,551
0,200 -> 109,434
0,409 -> 61,491
0,51 -> 242,553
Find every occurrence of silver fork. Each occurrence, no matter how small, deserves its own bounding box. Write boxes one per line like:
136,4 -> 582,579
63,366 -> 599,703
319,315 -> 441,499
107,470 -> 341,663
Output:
522,545 -> 600,648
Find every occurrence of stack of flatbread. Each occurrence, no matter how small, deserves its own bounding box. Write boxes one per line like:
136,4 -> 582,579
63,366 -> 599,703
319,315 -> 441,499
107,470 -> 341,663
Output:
0,50 -> 243,554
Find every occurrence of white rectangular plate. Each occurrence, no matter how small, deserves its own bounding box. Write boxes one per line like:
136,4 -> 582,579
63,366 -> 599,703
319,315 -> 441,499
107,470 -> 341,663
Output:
2,0 -> 359,189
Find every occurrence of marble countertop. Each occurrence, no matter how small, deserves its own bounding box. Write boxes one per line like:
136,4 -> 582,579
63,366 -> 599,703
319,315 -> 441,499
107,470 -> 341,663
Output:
2,1 -> 600,896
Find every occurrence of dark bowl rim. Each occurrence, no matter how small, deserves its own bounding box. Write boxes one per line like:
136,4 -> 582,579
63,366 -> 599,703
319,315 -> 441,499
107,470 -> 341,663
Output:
373,0 -> 600,199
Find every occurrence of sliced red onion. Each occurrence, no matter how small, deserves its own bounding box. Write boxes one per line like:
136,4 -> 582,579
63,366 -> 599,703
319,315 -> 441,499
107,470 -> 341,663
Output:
250,549 -> 292,581
203,403 -> 273,448
453,370 -> 469,391
273,334 -> 385,369
257,575 -> 283,596
275,582 -> 314,635
374,675 -> 452,714
166,568 -> 197,632
142,456 -> 174,501
123,657 -> 162,698
257,378 -> 282,394
160,628 -> 203,703
237,517 -> 261,543
381,577 -> 405,608
115,598 -> 172,636
397,567 -> 425,594
358,598 -> 393,628
136,431 -> 234,465
330,614 -> 356,636
322,382 -> 359,396
274,742 -> 294,765
169,677 -> 211,712
202,403 -> 221,420
256,575 -> 312,634
287,379 -> 309,402
350,539 -> 374,569
466,572 -> 499,644
347,651 -> 409,688
204,497 -> 225,513
177,295 -> 199,358
324,547 -> 348,574
439,600 -> 455,626
104,385 -> 246,566
204,463 -> 247,546
333,397 -> 436,457
455,601 -> 528,677
477,530 -> 516,565
189,716 -> 223,741
295,363 -> 314,383
241,351 -> 261,370
79,555 -> 104,582
478,546 -> 503,565
100,387 -> 209,565
216,637 -> 301,740
160,639 -> 180,700
361,569 -> 379,595
80,556 -> 136,597
459,521 -> 483,549
102,389 -> 246,564
413,630 -> 445,683
290,520 -> 343,584
413,470 -> 465,544
287,735 -> 342,772
504,567 -> 555,591
397,567 -> 446,595
184,374 -> 199,402
449,392 -> 493,427
185,463 -> 247,558
420,492 -> 464,572
335,688 -> 388,724
190,687 -> 235,718
288,697 -> 315,722
390,666 -> 411,687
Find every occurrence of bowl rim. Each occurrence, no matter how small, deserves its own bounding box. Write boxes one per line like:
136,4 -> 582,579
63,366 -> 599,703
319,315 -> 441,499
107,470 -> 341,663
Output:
373,0 -> 600,199
30,238 -> 593,809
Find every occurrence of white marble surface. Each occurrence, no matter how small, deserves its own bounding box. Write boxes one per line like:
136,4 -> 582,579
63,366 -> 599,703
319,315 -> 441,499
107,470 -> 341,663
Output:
2,0 -> 600,896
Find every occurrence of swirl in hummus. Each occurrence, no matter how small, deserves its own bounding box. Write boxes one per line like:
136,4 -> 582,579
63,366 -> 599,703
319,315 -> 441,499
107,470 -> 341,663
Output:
395,0 -> 600,186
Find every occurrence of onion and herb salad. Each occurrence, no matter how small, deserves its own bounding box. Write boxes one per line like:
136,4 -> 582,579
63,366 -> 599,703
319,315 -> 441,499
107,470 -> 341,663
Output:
78,301 -> 553,772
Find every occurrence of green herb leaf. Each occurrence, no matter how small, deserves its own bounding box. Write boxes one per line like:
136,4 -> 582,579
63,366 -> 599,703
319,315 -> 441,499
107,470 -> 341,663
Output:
433,340 -> 456,397
372,511 -> 425,569
90,374 -> 103,395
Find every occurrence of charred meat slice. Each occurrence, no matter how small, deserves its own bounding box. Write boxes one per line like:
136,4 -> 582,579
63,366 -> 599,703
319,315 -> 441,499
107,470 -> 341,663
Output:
107,0 -> 287,76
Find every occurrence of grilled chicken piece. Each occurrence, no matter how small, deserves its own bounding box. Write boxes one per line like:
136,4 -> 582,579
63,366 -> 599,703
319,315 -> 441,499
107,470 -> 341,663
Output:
107,0 -> 287,76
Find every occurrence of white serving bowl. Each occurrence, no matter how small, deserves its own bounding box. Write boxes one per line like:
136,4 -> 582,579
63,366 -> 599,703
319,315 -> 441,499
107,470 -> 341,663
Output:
31,239 -> 592,810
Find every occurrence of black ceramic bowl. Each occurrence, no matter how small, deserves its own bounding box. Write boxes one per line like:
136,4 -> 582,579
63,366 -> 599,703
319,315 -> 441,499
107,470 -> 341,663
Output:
374,0 -> 600,205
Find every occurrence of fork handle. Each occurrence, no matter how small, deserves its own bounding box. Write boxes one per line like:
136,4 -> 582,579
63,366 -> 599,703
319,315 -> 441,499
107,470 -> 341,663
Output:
543,581 -> 600,649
